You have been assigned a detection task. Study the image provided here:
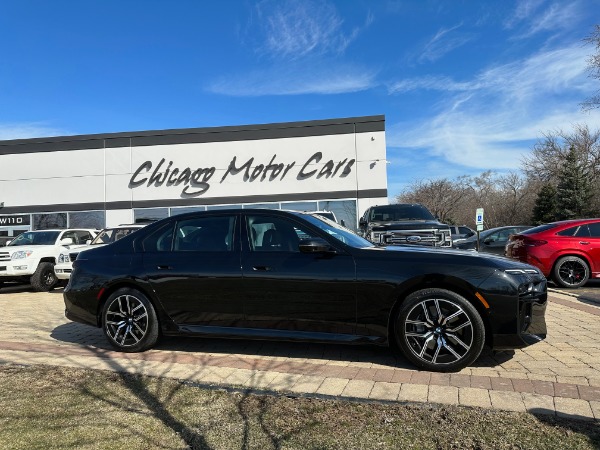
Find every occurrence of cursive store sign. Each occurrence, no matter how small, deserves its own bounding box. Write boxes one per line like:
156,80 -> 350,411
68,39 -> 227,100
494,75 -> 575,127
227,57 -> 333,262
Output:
129,152 -> 355,197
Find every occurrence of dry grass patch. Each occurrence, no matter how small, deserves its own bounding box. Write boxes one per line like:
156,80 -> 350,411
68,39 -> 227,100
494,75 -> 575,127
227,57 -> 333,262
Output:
0,364 -> 598,449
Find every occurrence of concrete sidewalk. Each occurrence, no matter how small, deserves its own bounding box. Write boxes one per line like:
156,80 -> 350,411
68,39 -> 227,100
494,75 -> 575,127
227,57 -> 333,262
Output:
0,287 -> 598,421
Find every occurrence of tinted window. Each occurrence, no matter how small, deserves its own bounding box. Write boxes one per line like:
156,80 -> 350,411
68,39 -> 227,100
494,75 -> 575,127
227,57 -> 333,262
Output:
247,215 -> 318,252
174,216 -> 235,252
92,227 -> 141,245
142,223 -> 175,252
8,231 -> 61,246
588,222 -> 600,237
557,225 -> 590,237
522,223 -> 560,235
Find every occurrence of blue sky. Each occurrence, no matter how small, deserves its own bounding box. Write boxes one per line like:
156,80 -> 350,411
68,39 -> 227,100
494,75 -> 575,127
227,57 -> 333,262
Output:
1,0 -> 599,199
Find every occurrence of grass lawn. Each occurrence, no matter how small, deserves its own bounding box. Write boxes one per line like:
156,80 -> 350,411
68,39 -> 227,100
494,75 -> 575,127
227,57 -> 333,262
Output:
0,364 -> 598,449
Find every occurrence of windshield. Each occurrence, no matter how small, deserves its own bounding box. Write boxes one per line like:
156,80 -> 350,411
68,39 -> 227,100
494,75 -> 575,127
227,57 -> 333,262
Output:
369,205 -> 435,221
7,231 -> 61,246
302,214 -> 374,248
91,227 -> 141,244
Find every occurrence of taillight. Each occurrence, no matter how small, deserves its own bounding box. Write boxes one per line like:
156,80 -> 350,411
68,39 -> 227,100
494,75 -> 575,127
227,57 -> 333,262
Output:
524,238 -> 547,247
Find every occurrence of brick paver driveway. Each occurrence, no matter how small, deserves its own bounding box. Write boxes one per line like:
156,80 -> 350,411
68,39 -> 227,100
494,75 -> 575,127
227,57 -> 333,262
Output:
0,285 -> 598,420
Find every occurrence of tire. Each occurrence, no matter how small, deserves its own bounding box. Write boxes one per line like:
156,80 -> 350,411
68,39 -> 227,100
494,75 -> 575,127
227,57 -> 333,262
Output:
30,262 -> 58,292
394,288 -> 485,372
553,256 -> 589,288
102,288 -> 159,352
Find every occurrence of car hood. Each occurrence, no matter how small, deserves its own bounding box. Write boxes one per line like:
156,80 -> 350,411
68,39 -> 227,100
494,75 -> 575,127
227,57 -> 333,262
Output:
361,244 -> 539,272
1,244 -> 59,253
370,220 -> 448,230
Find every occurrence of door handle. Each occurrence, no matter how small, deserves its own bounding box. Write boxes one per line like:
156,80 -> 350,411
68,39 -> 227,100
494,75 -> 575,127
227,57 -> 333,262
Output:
579,241 -> 590,245
157,265 -> 173,270
252,266 -> 272,271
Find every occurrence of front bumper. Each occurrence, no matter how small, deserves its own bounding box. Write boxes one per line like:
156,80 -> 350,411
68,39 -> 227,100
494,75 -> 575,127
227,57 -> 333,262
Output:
54,262 -> 73,280
0,261 -> 35,277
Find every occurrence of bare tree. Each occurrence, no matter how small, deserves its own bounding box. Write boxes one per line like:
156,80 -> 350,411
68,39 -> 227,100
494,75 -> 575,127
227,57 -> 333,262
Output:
582,24 -> 600,111
396,171 -> 535,228
522,124 -> 600,212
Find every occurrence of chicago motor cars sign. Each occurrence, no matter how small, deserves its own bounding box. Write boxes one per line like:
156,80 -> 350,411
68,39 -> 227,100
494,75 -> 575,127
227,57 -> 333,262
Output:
129,151 -> 356,197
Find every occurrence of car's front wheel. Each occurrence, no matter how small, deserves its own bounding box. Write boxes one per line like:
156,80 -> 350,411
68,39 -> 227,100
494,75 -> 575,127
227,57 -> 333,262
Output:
394,288 -> 485,372
102,288 -> 159,352
30,262 -> 57,292
553,256 -> 589,288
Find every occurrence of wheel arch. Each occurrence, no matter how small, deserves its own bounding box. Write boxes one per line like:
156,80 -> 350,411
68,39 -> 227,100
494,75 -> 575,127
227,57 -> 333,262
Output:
386,274 -> 492,347
551,252 -> 592,274
95,280 -> 168,332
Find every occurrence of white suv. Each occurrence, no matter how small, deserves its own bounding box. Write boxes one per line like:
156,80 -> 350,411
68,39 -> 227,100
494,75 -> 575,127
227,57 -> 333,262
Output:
0,229 -> 97,292
55,224 -> 145,280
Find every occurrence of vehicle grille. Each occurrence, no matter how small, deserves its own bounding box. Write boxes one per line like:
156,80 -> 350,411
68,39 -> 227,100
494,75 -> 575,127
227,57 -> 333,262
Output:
381,229 -> 452,247
0,252 -> 10,262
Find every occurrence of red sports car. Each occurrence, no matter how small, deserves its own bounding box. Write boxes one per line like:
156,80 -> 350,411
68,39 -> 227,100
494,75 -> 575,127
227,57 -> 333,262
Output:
505,218 -> 600,288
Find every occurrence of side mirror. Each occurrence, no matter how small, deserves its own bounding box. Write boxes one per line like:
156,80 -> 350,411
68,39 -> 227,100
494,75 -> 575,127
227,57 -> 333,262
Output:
340,219 -> 346,227
359,218 -> 367,227
299,238 -> 333,254
60,238 -> 74,246
85,239 -> 92,245
483,237 -> 494,245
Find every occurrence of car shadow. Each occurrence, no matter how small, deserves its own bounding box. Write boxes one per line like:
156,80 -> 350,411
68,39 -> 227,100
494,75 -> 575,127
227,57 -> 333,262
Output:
50,321 -> 512,371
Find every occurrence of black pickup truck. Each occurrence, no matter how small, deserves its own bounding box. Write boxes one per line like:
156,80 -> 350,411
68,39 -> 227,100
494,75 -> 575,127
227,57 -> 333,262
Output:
359,204 -> 452,247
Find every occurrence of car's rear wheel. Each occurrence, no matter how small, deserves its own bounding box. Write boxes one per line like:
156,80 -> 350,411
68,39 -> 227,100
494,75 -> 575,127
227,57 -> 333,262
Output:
102,288 -> 159,352
553,256 -> 589,288
30,262 -> 57,292
394,288 -> 485,372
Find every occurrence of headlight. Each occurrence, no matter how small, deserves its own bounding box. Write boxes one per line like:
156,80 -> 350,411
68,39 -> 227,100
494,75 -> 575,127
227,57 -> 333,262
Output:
58,253 -> 70,263
11,250 -> 33,260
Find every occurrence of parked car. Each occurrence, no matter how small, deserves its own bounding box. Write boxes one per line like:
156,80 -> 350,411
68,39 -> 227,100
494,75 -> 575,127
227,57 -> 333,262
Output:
55,224 -> 146,280
505,218 -> 600,288
448,225 -> 476,243
359,204 -> 452,247
64,209 -> 547,372
0,229 -> 97,291
453,226 -> 532,256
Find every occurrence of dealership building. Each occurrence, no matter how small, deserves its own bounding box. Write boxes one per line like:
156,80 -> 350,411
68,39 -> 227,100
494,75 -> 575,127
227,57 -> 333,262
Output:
0,115 -> 387,239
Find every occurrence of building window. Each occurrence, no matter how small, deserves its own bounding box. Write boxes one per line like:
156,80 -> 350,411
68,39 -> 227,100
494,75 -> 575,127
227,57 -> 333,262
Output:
170,206 -> 207,216
317,200 -> 357,230
281,201 -> 318,212
134,208 -> 169,223
243,203 -> 280,209
33,213 -> 67,230
68,211 -> 105,229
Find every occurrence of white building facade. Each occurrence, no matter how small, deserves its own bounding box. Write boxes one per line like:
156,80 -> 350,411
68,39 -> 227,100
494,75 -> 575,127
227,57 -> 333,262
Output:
0,115 -> 387,238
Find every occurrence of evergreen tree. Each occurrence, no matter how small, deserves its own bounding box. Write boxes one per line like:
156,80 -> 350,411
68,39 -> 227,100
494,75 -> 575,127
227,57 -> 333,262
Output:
555,146 -> 593,220
532,183 -> 557,224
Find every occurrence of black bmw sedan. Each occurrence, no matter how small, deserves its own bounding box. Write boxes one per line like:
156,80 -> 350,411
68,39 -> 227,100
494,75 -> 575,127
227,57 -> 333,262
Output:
64,209 -> 547,372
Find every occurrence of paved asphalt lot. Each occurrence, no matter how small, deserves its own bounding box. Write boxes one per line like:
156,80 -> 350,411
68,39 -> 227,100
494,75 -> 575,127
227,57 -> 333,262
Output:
0,283 -> 598,421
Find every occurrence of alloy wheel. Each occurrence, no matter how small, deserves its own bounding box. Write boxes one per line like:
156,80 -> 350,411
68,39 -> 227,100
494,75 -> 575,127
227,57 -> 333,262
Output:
105,294 -> 150,347
403,297 -> 474,366
557,259 -> 588,287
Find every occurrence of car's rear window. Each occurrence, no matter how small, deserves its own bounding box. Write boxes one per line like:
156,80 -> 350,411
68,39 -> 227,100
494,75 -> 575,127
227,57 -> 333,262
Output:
521,223 -> 560,235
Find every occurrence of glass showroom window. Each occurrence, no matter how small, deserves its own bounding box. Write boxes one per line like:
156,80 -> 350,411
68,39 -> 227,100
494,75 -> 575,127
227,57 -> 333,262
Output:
281,201 -> 318,212
243,203 -> 280,209
33,213 -> 67,230
317,200 -> 357,230
68,211 -> 105,229
170,206 -> 207,217
134,208 -> 169,223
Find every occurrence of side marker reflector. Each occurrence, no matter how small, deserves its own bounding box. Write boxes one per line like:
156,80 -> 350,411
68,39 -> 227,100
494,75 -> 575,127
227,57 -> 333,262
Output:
475,292 -> 490,309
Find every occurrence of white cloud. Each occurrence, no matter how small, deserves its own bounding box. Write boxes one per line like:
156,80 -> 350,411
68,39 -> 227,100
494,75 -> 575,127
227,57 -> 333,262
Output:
418,23 -> 474,64
254,0 -> 370,60
387,43 -> 600,170
207,64 -> 376,96
0,123 -> 65,140
504,0 -> 583,39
